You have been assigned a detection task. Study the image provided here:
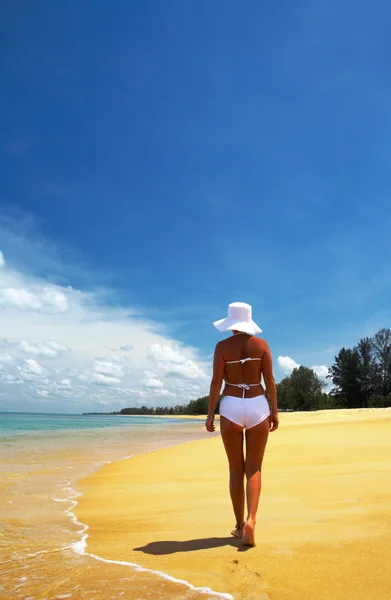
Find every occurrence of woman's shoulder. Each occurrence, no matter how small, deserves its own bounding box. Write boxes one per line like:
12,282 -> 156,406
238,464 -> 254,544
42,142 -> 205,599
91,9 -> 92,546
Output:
249,336 -> 270,352
216,335 -> 270,351
215,337 -> 229,352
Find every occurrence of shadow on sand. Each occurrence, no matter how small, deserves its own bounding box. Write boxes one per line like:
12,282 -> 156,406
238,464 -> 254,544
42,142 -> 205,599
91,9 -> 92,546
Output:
134,536 -> 252,555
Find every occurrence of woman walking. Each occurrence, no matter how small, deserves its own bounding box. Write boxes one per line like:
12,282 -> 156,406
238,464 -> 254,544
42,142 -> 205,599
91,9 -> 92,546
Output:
206,302 -> 279,546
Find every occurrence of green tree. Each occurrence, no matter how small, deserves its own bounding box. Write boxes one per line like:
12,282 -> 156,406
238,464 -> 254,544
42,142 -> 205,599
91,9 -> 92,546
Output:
328,348 -> 364,408
276,377 -> 293,411
356,337 -> 376,407
367,394 -> 387,408
186,395 -> 209,414
288,366 -> 324,411
319,392 -> 338,409
372,328 -> 391,396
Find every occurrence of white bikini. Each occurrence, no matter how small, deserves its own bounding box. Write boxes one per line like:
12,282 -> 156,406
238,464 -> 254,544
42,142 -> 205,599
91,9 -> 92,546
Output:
219,357 -> 271,429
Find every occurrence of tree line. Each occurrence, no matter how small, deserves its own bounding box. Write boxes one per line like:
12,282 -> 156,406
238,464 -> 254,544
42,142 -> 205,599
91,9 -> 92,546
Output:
113,395 -> 220,416
84,396 -> 219,416
84,327 -> 391,416
278,327 -> 391,411
328,328 -> 391,409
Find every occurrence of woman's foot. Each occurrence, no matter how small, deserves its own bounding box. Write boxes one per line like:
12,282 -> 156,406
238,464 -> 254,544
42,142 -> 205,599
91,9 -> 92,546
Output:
242,518 -> 256,546
231,523 -> 245,539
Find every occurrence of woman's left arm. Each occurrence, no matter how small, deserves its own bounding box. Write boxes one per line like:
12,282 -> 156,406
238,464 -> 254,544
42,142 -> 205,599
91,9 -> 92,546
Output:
206,343 -> 224,432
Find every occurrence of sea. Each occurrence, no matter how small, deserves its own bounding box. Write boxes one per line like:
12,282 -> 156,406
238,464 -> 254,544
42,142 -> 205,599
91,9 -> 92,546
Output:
0,412 -> 226,600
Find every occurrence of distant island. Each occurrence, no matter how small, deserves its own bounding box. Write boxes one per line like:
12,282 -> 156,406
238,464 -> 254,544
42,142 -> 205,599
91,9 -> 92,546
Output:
83,395 -> 215,416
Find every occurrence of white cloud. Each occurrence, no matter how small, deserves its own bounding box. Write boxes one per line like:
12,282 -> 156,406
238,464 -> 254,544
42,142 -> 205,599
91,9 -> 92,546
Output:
278,356 -> 300,375
0,286 -> 69,313
0,373 -> 23,385
13,358 -> 47,383
143,377 -> 164,389
0,251 -> 5,267
93,373 -> 121,386
311,365 -> 329,379
19,339 -> 70,357
0,226 -> 210,412
122,386 -> 175,399
278,355 -> 329,380
0,353 -> 13,363
144,370 -> 157,378
148,344 -> 207,380
19,373 -> 46,383
152,388 -> 175,398
23,358 -> 43,375
80,371 -> 121,386
36,378 -> 73,398
79,357 -> 127,387
94,359 -> 124,378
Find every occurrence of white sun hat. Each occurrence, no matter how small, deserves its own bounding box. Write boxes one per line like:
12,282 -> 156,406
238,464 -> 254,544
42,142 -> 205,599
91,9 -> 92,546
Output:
213,302 -> 262,335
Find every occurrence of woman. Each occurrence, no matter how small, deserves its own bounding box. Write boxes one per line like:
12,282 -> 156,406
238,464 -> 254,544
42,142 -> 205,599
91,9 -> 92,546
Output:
206,302 -> 279,547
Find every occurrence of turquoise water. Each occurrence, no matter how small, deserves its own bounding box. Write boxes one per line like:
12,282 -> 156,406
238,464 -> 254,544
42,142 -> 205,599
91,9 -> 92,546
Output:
1,411 -> 215,600
0,412 -> 194,436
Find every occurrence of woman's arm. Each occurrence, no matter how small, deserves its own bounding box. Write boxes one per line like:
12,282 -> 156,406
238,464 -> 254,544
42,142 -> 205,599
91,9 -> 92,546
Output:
206,343 -> 224,431
261,342 -> 279,431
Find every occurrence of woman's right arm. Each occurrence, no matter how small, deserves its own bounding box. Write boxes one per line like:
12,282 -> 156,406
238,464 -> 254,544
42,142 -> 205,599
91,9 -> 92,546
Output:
261,341 -> 279,431
205,342 -> 224,432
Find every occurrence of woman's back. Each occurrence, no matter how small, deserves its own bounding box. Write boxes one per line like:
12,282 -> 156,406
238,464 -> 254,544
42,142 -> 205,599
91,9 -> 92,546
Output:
216,333 -> 274,399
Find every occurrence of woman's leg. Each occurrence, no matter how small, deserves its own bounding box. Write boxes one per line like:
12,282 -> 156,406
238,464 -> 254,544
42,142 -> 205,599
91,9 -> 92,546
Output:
220,416 -> 245,534
242,418 -> 270,545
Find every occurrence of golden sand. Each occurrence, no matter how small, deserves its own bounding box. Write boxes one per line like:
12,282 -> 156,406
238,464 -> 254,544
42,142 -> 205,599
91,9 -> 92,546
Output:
76,409 -> 391,600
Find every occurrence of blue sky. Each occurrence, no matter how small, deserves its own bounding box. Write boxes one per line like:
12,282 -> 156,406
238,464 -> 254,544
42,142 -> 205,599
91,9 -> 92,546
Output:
1,1 -> 391,411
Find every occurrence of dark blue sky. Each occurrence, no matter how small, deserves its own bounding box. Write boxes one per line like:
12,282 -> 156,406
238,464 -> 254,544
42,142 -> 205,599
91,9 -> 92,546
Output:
2,0 -> 391,369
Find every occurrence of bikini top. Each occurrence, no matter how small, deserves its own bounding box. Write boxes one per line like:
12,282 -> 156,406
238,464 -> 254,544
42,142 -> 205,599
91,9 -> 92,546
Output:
224,357 -> 262,397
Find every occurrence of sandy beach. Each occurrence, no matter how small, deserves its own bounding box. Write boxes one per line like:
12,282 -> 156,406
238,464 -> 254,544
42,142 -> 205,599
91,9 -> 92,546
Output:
1,414 -> 216,600
75,409 -> 391,600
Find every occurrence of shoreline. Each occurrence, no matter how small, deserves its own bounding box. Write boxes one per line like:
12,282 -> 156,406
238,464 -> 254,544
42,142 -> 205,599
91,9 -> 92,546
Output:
71,436 -> 232,599
116,414 -> 212,419
68,434 -> 230,598
1,416 -> 219,600
74,408 -> 391,600
68,483 -> 233,600
87,406 -> 391,419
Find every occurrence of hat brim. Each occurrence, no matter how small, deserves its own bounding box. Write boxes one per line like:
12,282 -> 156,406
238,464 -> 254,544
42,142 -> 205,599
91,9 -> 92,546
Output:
213,317 -> 262,335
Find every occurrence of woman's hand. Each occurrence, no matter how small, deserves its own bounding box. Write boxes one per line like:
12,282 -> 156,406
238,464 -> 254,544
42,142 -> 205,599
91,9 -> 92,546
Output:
205,414 -> 215,432
269,411 -> 279,432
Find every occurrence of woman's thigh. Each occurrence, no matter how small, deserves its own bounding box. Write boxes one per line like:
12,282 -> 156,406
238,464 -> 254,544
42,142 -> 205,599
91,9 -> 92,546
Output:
245,418 -> 269,474
220,416 -> 244,471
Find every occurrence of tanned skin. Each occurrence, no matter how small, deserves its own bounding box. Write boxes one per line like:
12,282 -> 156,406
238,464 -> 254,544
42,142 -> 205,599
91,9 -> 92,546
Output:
206,331 -> 279,546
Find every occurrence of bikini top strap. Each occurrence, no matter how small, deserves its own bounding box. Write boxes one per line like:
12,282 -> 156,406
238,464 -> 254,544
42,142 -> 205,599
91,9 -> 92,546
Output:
225,357 -> 262,364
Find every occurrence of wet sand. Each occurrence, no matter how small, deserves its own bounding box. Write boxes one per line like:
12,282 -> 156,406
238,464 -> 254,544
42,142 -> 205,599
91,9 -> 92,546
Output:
1,418 -> 215,600
75,409 -> 391,600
